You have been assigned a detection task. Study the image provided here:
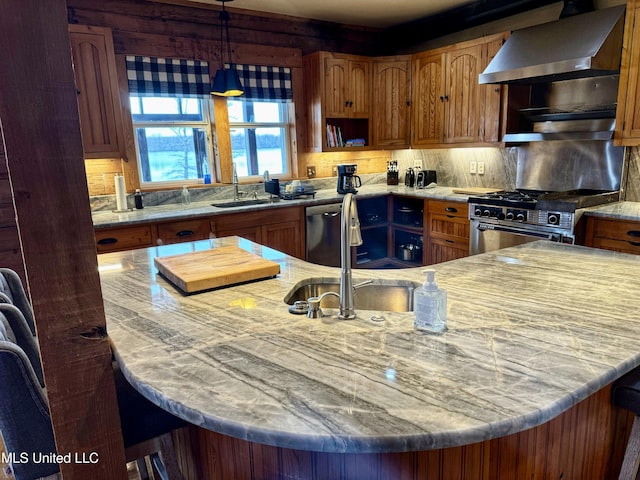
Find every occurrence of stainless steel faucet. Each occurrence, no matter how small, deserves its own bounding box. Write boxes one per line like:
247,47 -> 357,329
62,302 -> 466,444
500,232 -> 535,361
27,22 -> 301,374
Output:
305,193 -> 371,320
338,193 -> 366,319
232,163 -> 246,201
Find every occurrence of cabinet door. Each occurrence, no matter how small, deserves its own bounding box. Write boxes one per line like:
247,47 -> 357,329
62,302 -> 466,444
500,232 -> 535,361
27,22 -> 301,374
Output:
348,59 -> 371,118
615,2 -> 640,145
261,221 -> 302,258
412,52 -> 446,146
324,57 -> 350,118
481,37 -> 505,143
68,25 -> 123,158
372,57 -> 411,148
445,44 -> 483,143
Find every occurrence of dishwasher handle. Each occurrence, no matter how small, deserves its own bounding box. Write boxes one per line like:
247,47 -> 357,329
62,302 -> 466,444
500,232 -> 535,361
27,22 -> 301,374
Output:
305,203 -> 342,216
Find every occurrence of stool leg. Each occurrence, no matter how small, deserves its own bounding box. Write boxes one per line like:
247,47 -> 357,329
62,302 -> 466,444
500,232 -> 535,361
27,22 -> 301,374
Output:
157,433 -> 184,480
620,416 -> 640,480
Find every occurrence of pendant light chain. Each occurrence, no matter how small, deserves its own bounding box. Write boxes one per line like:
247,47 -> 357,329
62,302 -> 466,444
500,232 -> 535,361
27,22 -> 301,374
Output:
211,0 -> 244,96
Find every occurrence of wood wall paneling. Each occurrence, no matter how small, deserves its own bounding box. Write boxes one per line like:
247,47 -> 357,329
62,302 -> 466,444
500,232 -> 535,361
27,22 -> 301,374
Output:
67,0 -> 382,57
172,383 -> 632,479
1,0 -> 127,477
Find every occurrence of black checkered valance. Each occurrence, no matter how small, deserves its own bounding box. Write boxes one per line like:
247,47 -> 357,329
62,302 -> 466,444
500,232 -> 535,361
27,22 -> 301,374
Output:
228,64 -> 293,101
126,56 -> 210,97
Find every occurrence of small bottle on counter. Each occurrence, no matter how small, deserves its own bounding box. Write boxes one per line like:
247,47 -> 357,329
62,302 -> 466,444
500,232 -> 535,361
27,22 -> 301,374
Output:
182,185 -> 191,205
414,269 -> 447,334
134,189 -> 144,209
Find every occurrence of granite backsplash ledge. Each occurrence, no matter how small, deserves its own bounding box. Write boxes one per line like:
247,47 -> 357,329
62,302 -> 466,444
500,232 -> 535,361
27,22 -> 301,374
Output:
89,173 -> 386,212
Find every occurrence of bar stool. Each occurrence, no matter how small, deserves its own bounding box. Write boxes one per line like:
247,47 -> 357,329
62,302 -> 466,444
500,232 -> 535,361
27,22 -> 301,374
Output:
612,367 -> 640,480
0,268 -> 188,479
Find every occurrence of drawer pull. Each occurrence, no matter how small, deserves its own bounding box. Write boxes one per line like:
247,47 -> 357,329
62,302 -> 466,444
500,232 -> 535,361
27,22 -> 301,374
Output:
97,237 -> 118,245
176,230 -> 195,237
629,241 -> 640,247
445,207 -> 458,213
627,230 -> 640,238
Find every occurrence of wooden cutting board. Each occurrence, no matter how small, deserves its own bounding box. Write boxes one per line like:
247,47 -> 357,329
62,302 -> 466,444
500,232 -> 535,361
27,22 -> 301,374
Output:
452,187 -> 504,195
154,246 -> 280,294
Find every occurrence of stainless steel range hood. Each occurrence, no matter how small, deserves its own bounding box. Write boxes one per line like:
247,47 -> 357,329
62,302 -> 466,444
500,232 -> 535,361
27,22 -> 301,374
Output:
478,5 -> 625,85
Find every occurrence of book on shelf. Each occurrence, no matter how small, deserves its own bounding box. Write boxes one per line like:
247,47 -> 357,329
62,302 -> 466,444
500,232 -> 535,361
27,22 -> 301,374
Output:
326,124 -> 345,147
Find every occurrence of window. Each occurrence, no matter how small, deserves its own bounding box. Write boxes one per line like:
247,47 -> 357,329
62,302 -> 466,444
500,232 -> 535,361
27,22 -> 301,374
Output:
130,97 -> 213,184
125,56 -> 214,186
227,99 -> 291,178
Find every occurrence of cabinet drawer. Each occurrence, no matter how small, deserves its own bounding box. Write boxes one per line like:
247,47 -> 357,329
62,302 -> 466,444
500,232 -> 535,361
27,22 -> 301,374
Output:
428,214 -> 470,241
590,236 -> 640,255
590,218 -> 640,242
156,219 -> 210,245
95,225 -> 152,253
428,200 -> 468,218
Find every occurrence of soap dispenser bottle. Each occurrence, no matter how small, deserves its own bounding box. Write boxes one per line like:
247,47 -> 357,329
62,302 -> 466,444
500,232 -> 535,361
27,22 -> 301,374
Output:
414,269 -> 447,333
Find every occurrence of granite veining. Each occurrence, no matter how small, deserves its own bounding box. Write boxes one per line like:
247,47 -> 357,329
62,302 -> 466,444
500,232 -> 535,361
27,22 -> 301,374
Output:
99,238 -> 640,453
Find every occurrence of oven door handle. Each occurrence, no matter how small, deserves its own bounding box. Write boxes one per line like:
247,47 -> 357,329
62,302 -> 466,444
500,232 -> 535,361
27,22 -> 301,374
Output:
477,223 -> 560,241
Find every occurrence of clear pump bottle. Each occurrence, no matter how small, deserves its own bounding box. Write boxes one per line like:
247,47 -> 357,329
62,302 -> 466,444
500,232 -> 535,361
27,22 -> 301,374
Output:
413,269 -> 447,333
181,185 -> 191,205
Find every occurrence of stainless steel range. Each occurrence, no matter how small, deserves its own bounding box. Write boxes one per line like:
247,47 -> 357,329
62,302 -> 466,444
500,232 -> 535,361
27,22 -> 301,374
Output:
468,190 -> 619,255
468,139 -> 625,255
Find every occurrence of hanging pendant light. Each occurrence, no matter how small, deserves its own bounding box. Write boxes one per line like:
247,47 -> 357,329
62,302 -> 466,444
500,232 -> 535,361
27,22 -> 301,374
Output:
211,0 -> 244,97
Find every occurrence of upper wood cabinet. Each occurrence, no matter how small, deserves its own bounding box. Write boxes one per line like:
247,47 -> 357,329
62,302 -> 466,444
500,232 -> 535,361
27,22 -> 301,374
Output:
412,32 -> 507,147
372,56 -> 412,149
615,0 -> 640,145
68,25 -> 124,159
303,52 -> 372,151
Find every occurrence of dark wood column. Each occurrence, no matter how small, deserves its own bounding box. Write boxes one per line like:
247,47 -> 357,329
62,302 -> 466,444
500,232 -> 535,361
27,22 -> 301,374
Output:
0,0 -> 127,478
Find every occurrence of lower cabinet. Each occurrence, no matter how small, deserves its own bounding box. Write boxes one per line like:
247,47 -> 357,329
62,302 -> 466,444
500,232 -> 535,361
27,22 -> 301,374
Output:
584,217 -> 640,255
95,225 -> 153,253
210,207 -> 304,259
426,200 -> 470,264
95,206 -> 305,257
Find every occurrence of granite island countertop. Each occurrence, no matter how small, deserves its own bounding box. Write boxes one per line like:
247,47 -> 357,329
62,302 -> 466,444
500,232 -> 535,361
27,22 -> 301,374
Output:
92,184 -> 470,229
98,237 -> 640,453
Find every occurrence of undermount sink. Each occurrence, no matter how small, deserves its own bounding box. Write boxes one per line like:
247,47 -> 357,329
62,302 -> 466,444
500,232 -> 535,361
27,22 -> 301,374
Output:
212,199 -> 270,208
284,278 -> 419,312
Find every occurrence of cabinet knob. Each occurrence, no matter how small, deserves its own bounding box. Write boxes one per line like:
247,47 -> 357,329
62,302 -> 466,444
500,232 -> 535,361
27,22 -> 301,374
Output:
627,230 -> 640,238
445,207 -> 458,213
176,230 -> 194,237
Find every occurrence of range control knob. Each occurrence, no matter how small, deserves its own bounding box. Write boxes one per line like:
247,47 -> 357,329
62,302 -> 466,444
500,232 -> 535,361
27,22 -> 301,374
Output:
482,210 -> 491,217
505,211 -> 514,220
548,214 -> 559,225
516,212 -> 526,222
496,212 -> 506,220
474,208 -> 482,216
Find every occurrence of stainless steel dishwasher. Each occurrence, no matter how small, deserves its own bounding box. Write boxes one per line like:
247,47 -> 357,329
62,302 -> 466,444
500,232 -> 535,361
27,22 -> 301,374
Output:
305,203 -> 342,267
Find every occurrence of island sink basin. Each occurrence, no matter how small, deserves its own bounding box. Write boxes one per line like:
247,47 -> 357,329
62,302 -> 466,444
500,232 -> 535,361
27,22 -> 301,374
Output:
284,278 -> 419,312
212,199 -> 270,208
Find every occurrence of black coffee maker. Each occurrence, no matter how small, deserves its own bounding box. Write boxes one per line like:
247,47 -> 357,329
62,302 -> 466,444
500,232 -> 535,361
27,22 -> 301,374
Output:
337,164 -> 362,194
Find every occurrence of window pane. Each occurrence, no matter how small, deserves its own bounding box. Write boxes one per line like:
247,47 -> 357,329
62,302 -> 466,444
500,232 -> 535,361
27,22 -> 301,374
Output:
227,100 -> 283,123
135,127 -> 209,182
130,97 -> 204,122
230,127 -> 287,176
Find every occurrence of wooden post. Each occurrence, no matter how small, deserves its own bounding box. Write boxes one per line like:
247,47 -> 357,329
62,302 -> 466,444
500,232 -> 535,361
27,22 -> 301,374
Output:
0,0 -> 127,478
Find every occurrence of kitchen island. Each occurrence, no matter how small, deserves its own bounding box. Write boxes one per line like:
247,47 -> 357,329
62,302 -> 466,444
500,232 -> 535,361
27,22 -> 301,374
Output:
99,237 -> 640,479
